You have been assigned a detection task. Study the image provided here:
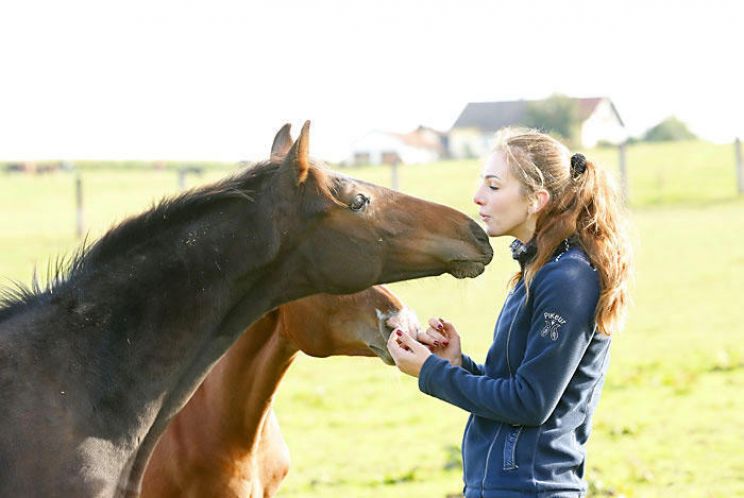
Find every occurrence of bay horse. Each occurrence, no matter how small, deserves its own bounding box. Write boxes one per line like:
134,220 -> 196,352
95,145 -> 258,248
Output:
141,285 -> 413,497
0,121 -> 492,497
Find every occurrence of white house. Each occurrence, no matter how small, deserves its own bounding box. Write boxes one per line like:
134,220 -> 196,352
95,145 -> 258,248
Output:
448,97 -> 626,158
349,126 -> 446,166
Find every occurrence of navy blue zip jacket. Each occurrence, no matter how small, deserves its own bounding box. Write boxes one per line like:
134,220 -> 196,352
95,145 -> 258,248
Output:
418,240 -> 609,498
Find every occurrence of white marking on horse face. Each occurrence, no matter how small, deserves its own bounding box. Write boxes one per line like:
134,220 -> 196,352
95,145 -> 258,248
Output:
370,307 -> 419,365
383,307 -> 420,337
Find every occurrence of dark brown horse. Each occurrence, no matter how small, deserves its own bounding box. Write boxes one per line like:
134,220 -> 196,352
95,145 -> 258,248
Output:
141,285 -> 414,497
0,122 -> 492,497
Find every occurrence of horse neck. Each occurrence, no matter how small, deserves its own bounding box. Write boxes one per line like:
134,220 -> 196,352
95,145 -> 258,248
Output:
75,201 -> 309,494
201,309 -> 299,456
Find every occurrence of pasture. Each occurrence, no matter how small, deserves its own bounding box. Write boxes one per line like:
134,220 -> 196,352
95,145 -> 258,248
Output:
1,140 -> 743,497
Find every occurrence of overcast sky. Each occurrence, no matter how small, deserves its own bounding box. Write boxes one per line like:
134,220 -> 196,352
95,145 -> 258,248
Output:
1,0 -> 741,161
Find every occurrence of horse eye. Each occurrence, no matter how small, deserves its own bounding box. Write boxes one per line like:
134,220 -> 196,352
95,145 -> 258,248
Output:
350,193 -> 369,211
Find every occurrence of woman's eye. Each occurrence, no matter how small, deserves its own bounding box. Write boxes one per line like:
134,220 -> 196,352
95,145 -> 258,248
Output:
350,193 -> 369,211
488,185 -> 499,191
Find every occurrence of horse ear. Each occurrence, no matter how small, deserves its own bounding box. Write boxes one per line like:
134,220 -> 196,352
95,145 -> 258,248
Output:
282,120 -> 311,185
270,123 -> 293,161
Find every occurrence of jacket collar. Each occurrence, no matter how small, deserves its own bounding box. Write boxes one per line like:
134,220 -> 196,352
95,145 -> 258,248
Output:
510,236 -> 578,269
510,238 -> 537,268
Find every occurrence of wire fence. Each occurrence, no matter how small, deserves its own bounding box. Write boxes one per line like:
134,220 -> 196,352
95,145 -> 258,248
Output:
2,139 -> 743,241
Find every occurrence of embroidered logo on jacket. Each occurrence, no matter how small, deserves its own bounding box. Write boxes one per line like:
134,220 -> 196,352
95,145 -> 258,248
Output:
540,312 -> 566,341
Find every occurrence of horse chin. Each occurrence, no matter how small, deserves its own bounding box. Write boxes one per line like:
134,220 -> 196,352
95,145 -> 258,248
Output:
448,260 -> 487,279
367,344 -> 396,366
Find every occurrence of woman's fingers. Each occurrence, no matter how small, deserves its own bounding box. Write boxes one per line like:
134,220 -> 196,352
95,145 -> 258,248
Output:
388,328 -> 420,354
395,329 -> 426,352
438,317 -> 460,340
415,328 -> 447,347
425,318 -> 450,346
386,329 -> 409,359
416,329 -> 432,345
385,328 -> 431,378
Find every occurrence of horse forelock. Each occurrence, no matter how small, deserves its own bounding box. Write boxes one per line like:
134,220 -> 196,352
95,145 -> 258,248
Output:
304,165 -> 347,209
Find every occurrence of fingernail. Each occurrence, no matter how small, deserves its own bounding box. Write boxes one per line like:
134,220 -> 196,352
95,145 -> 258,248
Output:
433,341 -> 440,347
443,341 -> 449,346
395,330 -> 402,336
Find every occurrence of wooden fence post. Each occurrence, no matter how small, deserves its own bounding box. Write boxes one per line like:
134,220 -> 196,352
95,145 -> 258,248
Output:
75,173 -> 85,239
390,159 -> 400,191
618,141 -> 629,203
177,166 -> 204,191
736,138 -> 744,195
178,168 -> 187,191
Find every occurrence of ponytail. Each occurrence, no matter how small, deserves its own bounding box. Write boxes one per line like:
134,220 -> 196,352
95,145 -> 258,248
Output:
497,128 -> 632,335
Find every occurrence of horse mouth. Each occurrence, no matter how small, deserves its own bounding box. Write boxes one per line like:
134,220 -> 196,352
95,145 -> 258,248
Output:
448,260 -> 487,279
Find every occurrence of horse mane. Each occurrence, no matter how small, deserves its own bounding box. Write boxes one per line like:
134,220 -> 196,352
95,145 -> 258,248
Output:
0,161 -> 278,322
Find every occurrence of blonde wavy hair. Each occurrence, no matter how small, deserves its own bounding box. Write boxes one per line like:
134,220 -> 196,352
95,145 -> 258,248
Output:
495,127 -> 632,336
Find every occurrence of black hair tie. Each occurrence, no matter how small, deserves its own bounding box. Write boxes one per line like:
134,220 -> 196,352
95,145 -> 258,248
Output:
570,153 -> 587,178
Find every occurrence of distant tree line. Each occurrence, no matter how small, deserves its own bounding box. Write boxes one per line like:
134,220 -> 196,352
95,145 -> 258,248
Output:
633,116 -> 697,143
522,93 -> 698,146
524,94 -> 581,146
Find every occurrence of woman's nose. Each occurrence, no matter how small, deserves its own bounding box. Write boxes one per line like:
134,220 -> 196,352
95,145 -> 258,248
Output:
473,187 -> 486,206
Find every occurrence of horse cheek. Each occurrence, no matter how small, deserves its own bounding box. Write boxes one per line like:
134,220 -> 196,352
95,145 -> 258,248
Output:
309,240 -> 382,293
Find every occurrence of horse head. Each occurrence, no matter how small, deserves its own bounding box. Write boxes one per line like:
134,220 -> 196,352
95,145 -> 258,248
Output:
264,121 -> 493,297
277,285 -> 415,365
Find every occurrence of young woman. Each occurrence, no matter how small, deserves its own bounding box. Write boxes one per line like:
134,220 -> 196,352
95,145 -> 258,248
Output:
387,128 -> 632,498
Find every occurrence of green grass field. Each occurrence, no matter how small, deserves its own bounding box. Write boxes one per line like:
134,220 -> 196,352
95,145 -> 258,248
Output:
1,140 -> 743,497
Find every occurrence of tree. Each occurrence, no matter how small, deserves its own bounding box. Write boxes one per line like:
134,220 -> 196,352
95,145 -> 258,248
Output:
642,116 -> 697,142
523,94 -> 581,144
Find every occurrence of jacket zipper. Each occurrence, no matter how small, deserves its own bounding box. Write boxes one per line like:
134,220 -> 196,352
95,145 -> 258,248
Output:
480,285 -> 524,495
479,423 -> 502,497
505,281 -> 526,377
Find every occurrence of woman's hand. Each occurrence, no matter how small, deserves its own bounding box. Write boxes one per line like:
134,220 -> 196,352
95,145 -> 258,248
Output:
387,328 -> 431,378
419,317 -> 462,367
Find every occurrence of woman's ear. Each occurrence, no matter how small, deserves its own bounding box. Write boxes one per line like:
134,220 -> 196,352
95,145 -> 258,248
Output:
529,189 -> 551,214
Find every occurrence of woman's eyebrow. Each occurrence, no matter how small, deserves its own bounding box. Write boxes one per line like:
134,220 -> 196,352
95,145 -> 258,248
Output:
483,174 -> 501,180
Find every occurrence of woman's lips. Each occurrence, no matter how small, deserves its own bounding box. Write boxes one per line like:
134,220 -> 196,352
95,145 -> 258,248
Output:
479,213 -> 490,221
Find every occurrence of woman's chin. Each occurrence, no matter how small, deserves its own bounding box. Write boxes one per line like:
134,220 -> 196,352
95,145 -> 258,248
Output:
481,220 -> 510,238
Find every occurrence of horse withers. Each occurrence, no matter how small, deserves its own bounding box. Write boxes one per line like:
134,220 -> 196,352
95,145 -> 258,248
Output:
141,285 -> 414,498
0,121 -> 492,497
